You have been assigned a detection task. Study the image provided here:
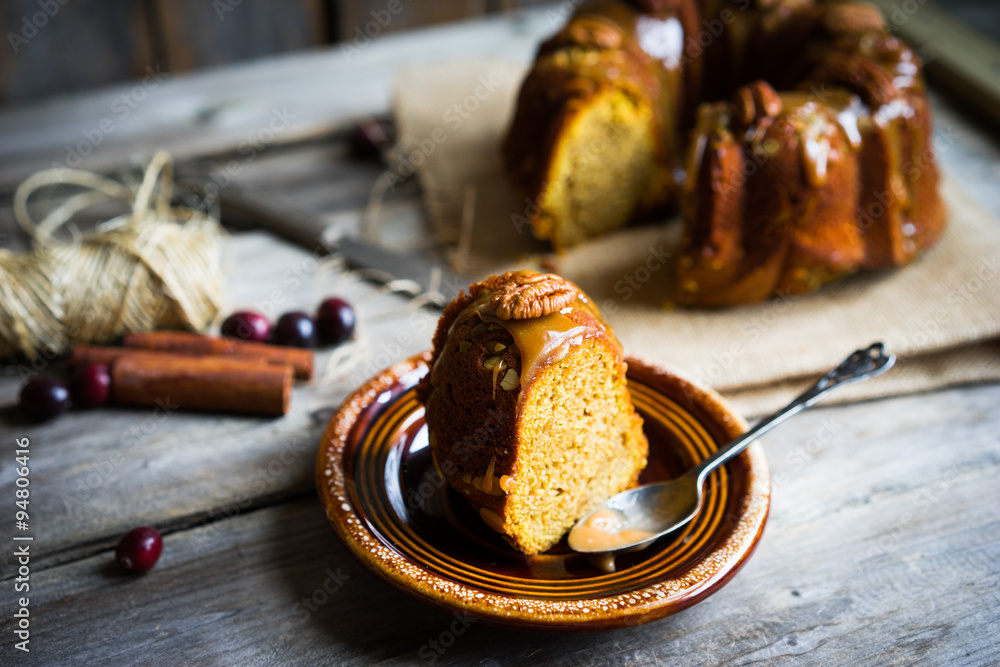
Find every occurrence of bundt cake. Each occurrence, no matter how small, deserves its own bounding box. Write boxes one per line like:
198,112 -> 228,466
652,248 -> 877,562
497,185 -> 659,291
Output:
416,270 -> 648,555
502,0 -> 946,306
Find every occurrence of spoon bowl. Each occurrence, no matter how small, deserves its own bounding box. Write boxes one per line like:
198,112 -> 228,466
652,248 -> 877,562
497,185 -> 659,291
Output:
569,342 -> 895,554
569,473 -> 701,553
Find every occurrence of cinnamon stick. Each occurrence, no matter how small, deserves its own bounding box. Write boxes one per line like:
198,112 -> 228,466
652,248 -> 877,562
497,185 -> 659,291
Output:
122,331 -> 313,380
111,355 -> 293,416
70,345 -> 268,369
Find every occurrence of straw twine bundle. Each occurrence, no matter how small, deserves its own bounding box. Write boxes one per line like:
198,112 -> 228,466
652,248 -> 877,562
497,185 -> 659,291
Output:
0,151 -> 224,361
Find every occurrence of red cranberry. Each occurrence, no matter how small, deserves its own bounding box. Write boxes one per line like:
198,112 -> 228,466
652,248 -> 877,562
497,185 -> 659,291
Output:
72,363 -> 111,408
349,118 -> 393,159
115,526 -> 163,573
274,311 -> 316,348
20,376 -> 71,422
221,311 -> 271,343
316,297 -> 356,346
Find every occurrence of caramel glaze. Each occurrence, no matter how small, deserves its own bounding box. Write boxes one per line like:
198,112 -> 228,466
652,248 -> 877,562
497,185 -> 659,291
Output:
417,272 -> 630,547
675,1 -> 946,306
502,0 -> 704,206
569,507 -> 656,552
504,0 -> 945,306
430,272 -> 617,419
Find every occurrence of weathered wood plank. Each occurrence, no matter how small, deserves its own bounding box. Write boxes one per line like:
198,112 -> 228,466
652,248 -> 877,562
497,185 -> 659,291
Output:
0,7 -> 998,220
1,132 -> 999,578
336,0 -> 487,42
0,6 -> 999,663
8,382 -> 999,664
0,133 -> 417,249
153,0 -> 328,73
948,0 -> 1000,45
0,0 -> 155,104
0,132 -> 435,570
868,0 -> 1000,129
0,230 -> 442,567
0,7 -> 558,190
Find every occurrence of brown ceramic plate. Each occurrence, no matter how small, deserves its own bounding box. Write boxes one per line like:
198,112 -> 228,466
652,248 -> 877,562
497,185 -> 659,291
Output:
317,352 -> 770,631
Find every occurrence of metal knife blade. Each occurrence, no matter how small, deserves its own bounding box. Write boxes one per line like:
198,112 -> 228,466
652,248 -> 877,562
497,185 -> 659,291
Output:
335,237 -> 465,306
214,182 -> 465,308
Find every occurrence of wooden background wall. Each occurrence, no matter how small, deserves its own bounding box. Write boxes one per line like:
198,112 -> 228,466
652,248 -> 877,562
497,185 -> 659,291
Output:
0,0 -> 996,106
0,0 -> 547,105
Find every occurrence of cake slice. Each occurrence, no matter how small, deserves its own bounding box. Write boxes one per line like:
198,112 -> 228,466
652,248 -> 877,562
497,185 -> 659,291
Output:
417,271 -> 648,554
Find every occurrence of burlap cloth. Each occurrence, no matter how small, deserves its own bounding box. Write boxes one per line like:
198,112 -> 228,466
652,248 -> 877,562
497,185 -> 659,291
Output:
393,60 -> 1000,417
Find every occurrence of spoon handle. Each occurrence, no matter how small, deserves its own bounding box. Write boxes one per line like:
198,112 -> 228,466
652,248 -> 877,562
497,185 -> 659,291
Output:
689,342 -> 895,484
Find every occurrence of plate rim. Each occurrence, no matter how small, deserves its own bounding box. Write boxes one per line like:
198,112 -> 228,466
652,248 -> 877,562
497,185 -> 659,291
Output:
316,351 -> 771,632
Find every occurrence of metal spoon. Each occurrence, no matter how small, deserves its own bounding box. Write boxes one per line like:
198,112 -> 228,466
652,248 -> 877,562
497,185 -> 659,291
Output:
568,342 -> 895,554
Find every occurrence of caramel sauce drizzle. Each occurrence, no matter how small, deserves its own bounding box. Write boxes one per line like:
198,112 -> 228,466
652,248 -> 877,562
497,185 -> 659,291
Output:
428,276 -> 617,514
491,358 -> 506,400
586,4 -> 687,170
478,507 -> 505,533
569,507 -> 656,552
685,89 -> 909,201
481,455 -> 496,494
439,284 -> 613,407
498,474 -> 516,494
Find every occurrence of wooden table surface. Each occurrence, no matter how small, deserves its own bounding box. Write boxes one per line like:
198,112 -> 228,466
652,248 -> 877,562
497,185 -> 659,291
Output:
1,7 -> 999,666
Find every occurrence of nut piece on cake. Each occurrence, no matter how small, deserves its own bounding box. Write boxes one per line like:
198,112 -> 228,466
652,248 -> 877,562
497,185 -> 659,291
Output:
416,270 -> 648,554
